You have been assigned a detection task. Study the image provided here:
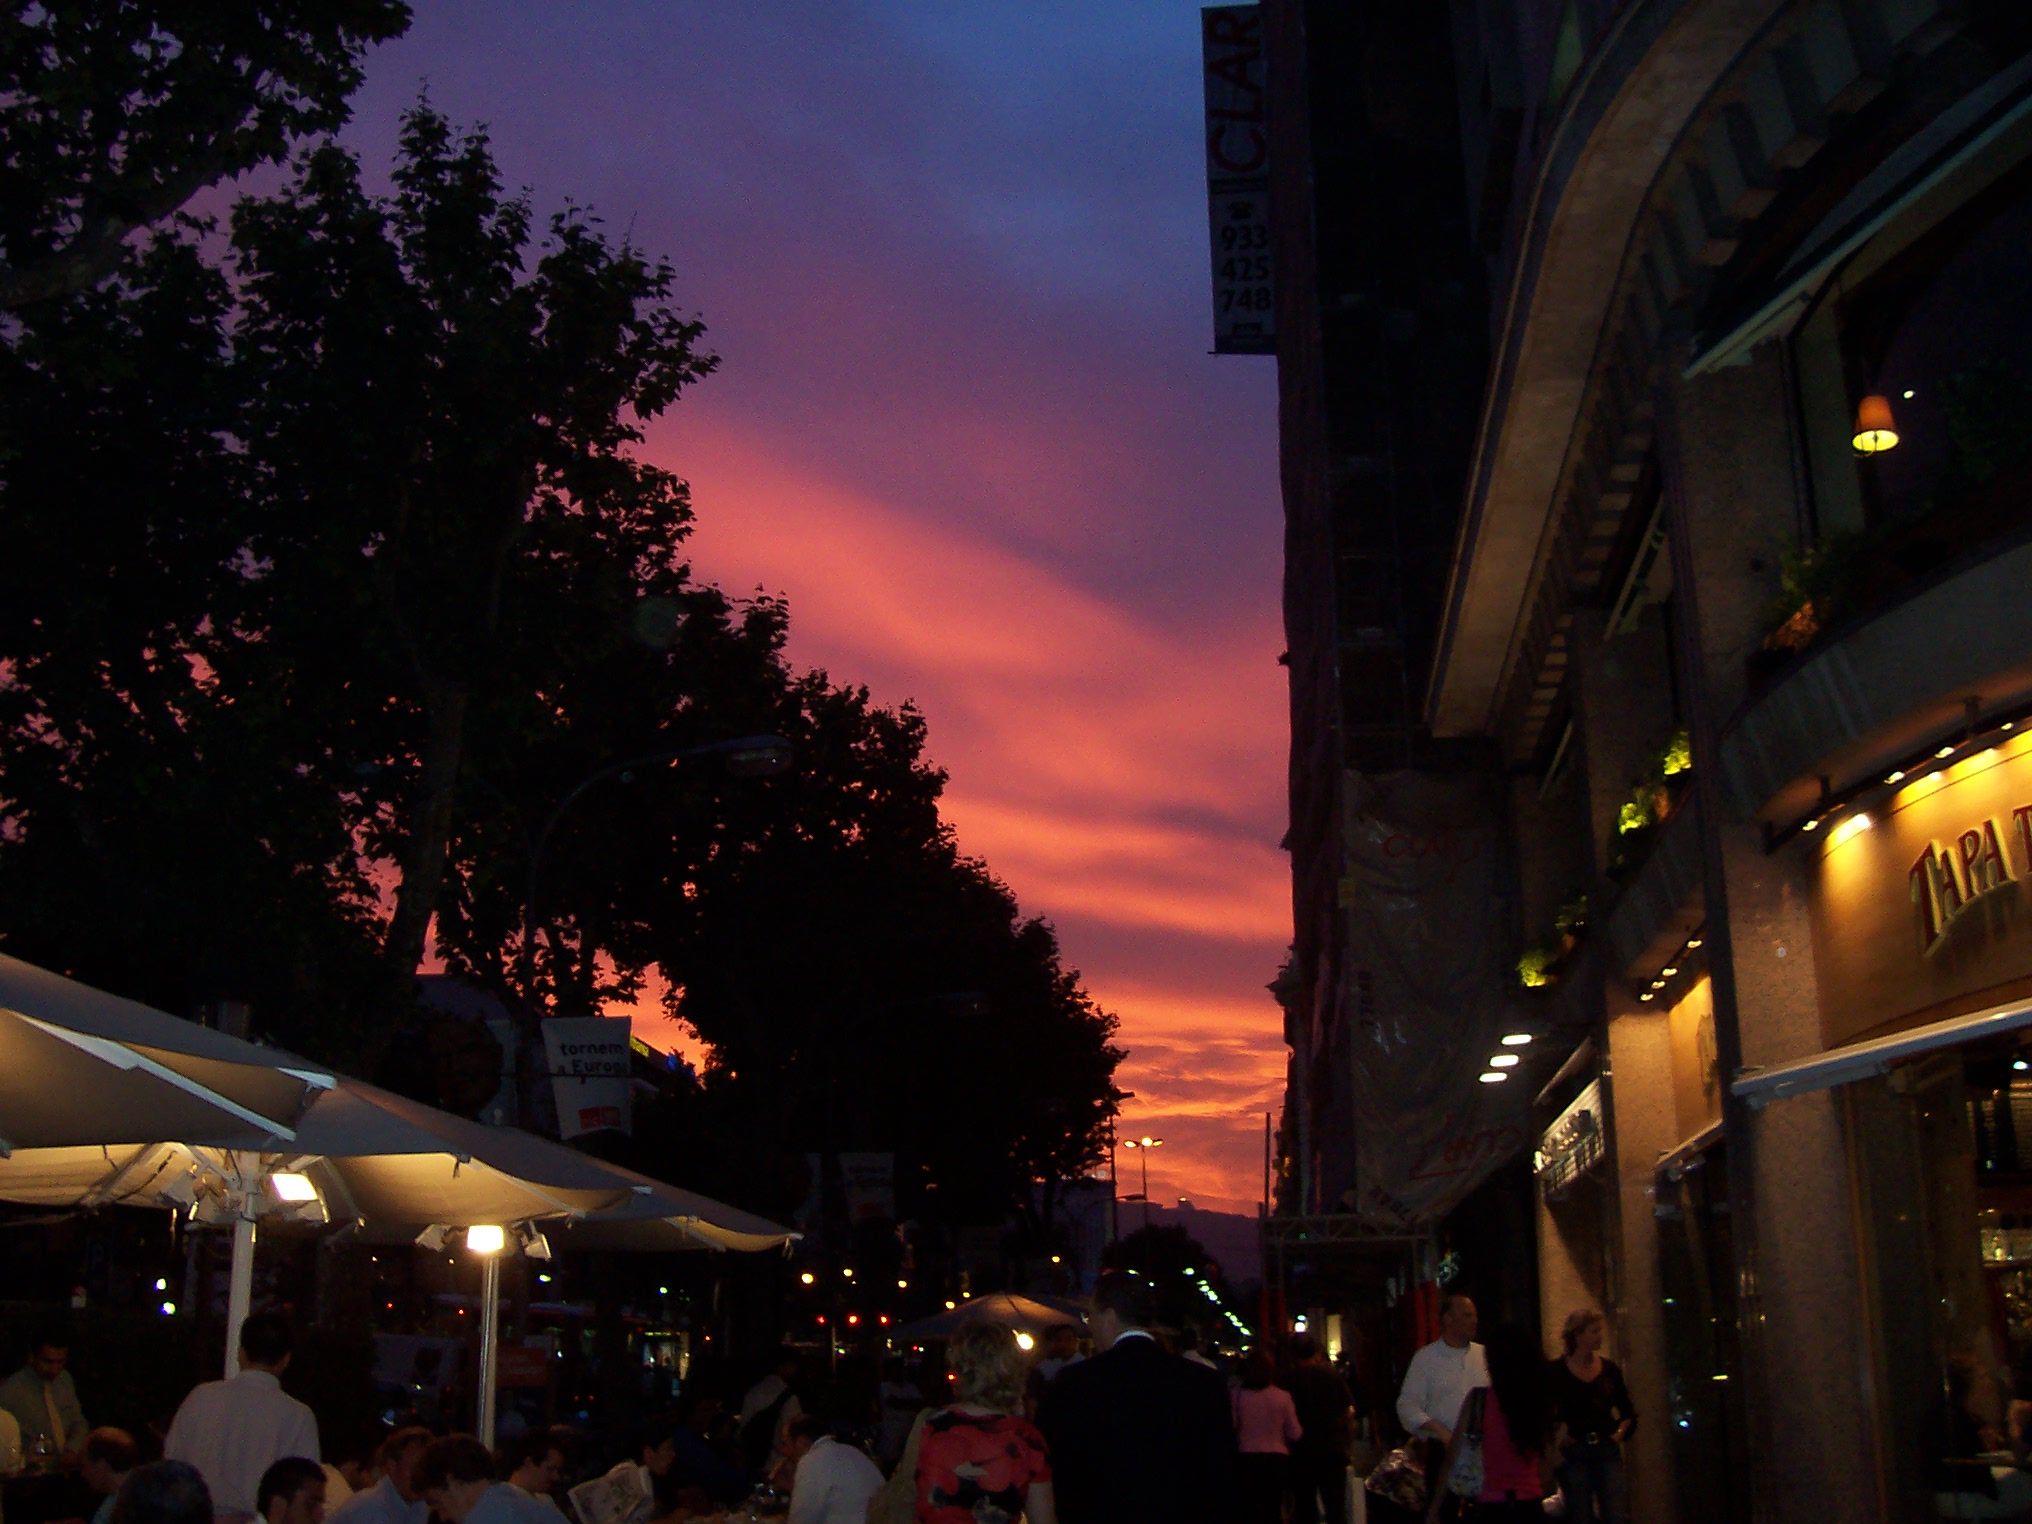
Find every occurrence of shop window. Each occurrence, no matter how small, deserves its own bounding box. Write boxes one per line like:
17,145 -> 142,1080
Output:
1849,1041 -> 2032,1520
1771,166 -> 2032,658
1655,1142 -> 1747,1522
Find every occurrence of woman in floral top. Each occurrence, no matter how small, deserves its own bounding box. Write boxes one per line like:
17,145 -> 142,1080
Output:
916,1323 -> 1057,1524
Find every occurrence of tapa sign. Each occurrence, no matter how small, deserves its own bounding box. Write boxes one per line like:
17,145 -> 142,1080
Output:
541,1016 -> 632,1139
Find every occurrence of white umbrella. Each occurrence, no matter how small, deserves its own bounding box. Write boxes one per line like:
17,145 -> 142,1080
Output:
0,1073 -> 796,1440
0,953 -> 334,1149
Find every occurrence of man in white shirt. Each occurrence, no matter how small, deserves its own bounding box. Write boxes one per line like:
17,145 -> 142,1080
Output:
324,1428 -> 431,1524
738,1351 -> 803,1474
782,1417 -> 882,1524
1395,1292 -> 1489,1445
164,1315 -> 321,1523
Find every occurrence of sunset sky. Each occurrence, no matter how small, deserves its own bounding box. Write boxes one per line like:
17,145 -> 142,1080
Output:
349,2 -> 1288,1214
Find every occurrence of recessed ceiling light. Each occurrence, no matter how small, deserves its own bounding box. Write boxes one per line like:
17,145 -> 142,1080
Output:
1500,1033 -> 1533,1046
1662,966 -> 1678,977
1478,1071 -> 1507,1084
1489,1054 -> 1520,1068
1685,938 -> 1703,949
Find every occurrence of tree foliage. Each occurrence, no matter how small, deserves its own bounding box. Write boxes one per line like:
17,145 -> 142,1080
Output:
0,103 -> 1122,1225
0,0 -> 411,307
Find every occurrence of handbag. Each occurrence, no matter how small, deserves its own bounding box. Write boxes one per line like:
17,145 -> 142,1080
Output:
1445,1389 -> 1487,1499
867,1408 -> 929,1524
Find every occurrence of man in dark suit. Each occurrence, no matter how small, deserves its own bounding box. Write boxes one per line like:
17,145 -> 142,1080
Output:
1036,1271 -> 1236,1524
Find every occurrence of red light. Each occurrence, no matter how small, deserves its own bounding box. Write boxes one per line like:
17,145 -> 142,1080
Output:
879,1315 -> 889,1325
847,1314 -> 859,1326
816,1316 -> 827,1325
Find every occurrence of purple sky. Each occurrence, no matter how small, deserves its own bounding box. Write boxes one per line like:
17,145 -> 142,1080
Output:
346,1 -> 1287,1211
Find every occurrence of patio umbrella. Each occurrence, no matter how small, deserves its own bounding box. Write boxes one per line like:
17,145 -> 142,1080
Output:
0,953 -> 334,1149
896,1292 -> 1084,1343
0,1073 -> 796,1439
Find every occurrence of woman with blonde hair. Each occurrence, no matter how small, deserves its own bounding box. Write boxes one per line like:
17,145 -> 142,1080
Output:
1547,1309 -> 1633,1523
912,1323 -> 1057,1524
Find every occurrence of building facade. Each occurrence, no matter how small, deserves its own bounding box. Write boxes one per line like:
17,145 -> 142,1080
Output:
1261,0 -> 2032,1518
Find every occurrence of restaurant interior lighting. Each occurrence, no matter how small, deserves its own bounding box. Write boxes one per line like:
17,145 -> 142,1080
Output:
1478,1072 -> 1507,1083
1852,394 -> 1899,453
466,1225 -> 506,1256
1489,1054 -> 1520,1068
1500,1033 -> 1533,1046
267,1172 -> 318,1203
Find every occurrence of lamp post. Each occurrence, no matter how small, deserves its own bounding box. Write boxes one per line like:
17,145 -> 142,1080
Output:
515,734 -> 791,1128
467,1225 -> 507,1447
1122,1137 -> 1162,1231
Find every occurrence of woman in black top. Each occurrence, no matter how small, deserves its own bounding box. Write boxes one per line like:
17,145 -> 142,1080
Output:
1547,1310 -> 1633,1524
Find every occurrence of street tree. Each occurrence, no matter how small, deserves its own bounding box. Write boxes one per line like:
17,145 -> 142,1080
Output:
0,0 -> 411,308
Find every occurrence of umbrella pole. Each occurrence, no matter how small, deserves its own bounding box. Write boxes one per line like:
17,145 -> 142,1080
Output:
477,1253 -> 502,1448
225,1216 -> 256,1377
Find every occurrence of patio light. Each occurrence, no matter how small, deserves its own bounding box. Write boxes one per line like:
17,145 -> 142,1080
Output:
1853,395 -> 1899,453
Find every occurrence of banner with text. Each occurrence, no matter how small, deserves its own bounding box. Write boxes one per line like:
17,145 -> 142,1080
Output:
542,1016 -> 633,1139
1203,5 -> 1274,353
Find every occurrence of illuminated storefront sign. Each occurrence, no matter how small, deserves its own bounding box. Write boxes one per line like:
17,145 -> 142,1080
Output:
1811,732 -> 2032,1047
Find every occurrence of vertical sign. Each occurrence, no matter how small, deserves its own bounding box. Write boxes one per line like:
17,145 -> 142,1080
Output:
541,1016 -> 633,1138
1203,6 -> 1274,354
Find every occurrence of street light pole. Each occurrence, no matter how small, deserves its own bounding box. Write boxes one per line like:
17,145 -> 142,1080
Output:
1122,1136 -> 1162,1232
515,734 -> 791,1130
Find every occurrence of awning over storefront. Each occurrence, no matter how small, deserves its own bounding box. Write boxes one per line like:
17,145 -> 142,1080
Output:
1732,994 -> 2032,1107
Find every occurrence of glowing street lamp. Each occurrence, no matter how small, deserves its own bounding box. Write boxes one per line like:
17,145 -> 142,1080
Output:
1122,1137 -> 1164,1230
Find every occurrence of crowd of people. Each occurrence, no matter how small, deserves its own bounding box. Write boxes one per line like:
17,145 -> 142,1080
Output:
0,1281 -> 1644,1524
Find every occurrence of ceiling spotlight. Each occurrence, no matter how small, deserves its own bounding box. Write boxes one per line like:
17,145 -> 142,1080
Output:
267,1172 -> 318,1203
800,1272 -> 815,1285
1478,1072 -> 1507,1084
1802,817 -> 1821,831
1661,966 -> 1679,977
1639,992 -> 1655,1002
1885,771 -> 1905,784
1938,746 -> 1957,759
1500,1033 -> 1533,1047
1685,938 -> 1703,949
1489,1054 -> 1520,1068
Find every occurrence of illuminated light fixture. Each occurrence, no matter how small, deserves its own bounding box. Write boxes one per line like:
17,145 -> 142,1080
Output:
1802,817 -> 1821,832
1885,771 -> 1904,784
897,1279 -> 908,1290
658,1285 -> 668,1296
1650,979 -> 1666,990
537,1274 -> 551,1284
846,1313 -> 860,1326
800,1272 -> 815,1285
1488,1054 -> 1520,1069
465,1224 -> 505,1256
1015,1332 -> 1034,1351
1830,813 -> 1874,847
267,1172 -> 318,1203
1852,394 -> 1899,453
1938,746 -> 1957,759
2016,1060 -> 2029,1072
1902,389 -> 1915,400
160,1301 -> 176,1316
1500,1033 -> 1533,1047
1639,992 -> 1655,1002
944,1300 -> 957,1310
1478,1071 -> 1507,1084
1662,966 -> 1679,977
1686,938 -> 1703,949
1050,1254 -> 1062,1264
154,1278 -> 168,1292
842,1267 -> 854,1279
878,1315 -> 890,1326
2005,722 -> 2017,731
